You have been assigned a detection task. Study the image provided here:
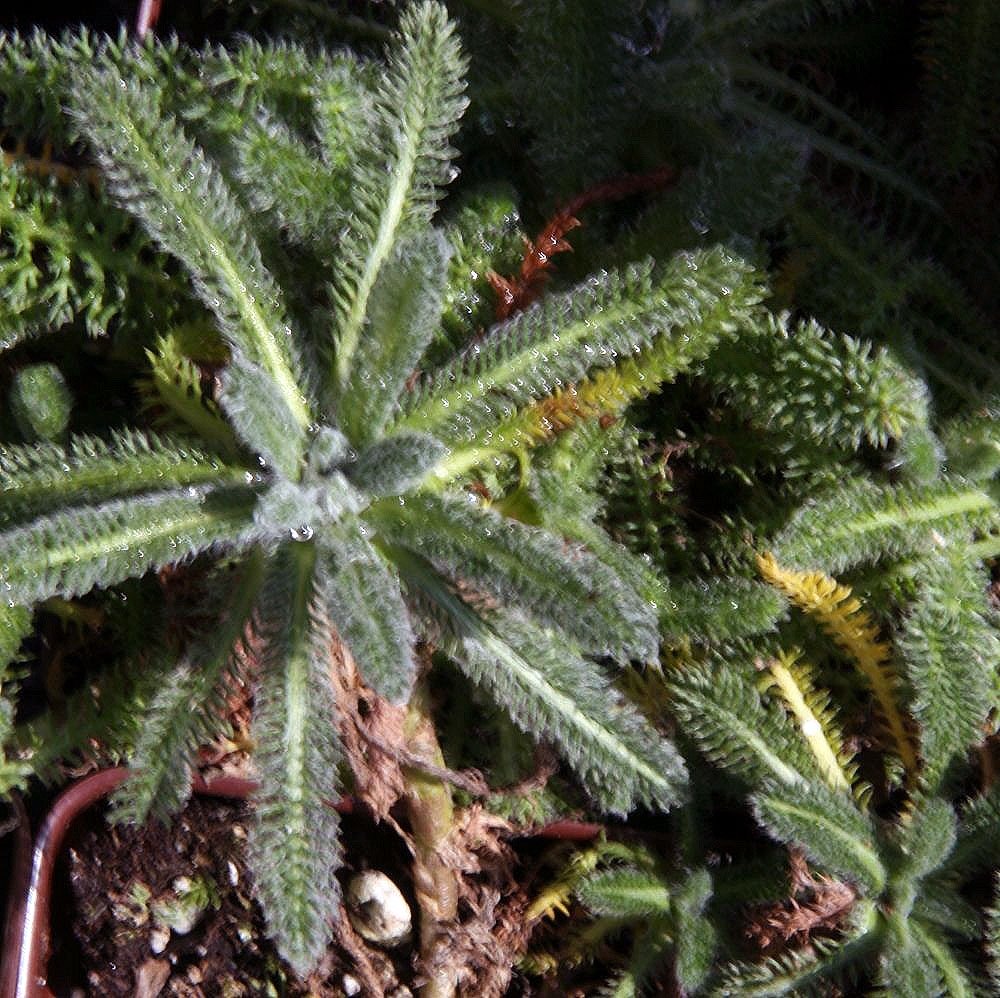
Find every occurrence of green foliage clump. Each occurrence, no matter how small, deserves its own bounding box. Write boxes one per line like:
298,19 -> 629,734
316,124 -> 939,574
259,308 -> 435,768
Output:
0,0 -> 997,992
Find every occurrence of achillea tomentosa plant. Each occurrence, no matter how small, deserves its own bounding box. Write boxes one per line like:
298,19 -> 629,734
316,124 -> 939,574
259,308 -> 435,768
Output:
1,0 -> 998,993
0,1 -> 759,975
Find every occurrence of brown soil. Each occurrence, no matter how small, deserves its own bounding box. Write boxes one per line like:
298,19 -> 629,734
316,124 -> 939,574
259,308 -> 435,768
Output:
55,793 -> 613,996
62,797 -> 407,997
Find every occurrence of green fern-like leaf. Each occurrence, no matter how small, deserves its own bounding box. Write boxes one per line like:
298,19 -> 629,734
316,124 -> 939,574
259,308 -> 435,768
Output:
398,550 -> 687,814
66,70 -> 314,457
219,353 -> 309,481
17,642 -> 175,784
0,486 -> 257,603
0,430 -> 248,526
330,1 -> 467,388
0,158 -> 183,352
317,524 -> 416,704
248,543 -> 343,976
435,280 -> 767,482
140,329 -> 240,456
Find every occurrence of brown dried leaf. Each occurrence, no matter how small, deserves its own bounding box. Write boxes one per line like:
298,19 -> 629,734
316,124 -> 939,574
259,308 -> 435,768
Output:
745,850 -> 857,953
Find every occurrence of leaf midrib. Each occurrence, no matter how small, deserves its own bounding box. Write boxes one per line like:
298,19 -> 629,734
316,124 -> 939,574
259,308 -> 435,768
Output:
36,493 -> 248,572
478,625 -> 677,802
116,113 -> 311,432
334,100 -> 421,386
759,794 -> 885,892
396,280 -> 647,435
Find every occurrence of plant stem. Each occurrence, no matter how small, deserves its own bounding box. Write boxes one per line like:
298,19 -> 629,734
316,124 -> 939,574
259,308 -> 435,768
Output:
404,680 -> 460,998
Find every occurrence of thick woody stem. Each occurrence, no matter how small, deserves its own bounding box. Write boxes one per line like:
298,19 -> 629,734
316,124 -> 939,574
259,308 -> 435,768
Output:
404,680 -> 460,998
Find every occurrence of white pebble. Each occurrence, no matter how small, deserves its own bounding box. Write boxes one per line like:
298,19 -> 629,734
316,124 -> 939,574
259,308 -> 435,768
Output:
149,925 -> 170,955
346,871 -> 412,949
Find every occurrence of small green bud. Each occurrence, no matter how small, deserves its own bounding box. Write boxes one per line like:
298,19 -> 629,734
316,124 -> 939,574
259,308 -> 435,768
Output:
10,363 -> 72,442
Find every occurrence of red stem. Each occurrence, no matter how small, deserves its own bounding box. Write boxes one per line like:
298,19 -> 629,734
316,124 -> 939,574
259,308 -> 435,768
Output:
135,0 -> 163,40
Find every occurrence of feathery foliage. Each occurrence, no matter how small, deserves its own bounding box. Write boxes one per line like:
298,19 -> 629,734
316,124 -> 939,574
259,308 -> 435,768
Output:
329,1 -> 467,389
1,0 -> 997,990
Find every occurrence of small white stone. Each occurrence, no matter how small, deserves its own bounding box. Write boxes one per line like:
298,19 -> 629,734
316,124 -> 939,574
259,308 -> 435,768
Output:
342,974 -> 361,996
149,925 -> 171,955
346,870 -> 412,949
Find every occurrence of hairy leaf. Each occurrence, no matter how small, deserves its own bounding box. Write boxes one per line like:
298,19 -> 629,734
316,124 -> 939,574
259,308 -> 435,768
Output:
899,554 -> 997,792
331,1 -> 467,388
397,248 -> 762,445
771,477 -> 997,573
397,550 -> 687,814
370,491 -> 657,662
668,661 -> 822,788
112,556 -> 265,822
339,231 -> 451,446
752,782 -> 886,894
673,868 -> 716,992
67,69 -> 313,447
248,543 -> 342,975
897,797 -> 958,885
946,785 -> 1000,873
318,525 -> 416,704
0,486 -> 257,603
577,867 -> 672,917
348,431 -> 446,497
220,353 -> 307,480
0,430 -> 248,527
